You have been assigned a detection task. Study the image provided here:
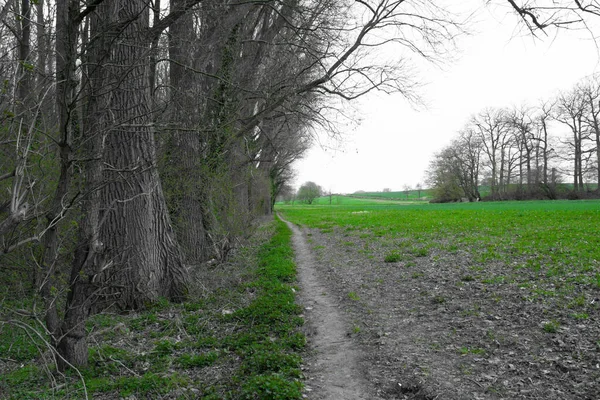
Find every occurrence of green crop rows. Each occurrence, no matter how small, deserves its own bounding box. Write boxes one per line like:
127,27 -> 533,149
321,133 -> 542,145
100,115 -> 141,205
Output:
278,199 -> 600,297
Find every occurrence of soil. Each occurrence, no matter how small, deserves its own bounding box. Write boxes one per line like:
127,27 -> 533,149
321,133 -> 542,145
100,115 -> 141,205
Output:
282,217 -> 382,400
283,219 -> 600,400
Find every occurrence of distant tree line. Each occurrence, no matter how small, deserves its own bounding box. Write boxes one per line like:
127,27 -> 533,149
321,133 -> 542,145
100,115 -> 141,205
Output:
426,75 -> 600,202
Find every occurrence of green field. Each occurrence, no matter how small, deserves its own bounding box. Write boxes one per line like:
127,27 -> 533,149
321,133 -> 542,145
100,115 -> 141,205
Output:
336,184 -> 600,203
277,199 -> 600,288
306,194 -> 416,206
348,190 -> 433,201
277,197 -> 600,397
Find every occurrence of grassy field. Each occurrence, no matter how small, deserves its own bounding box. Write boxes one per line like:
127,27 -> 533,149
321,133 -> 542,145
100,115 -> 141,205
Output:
348,190 -> 433,201
278,199 -> 600,289
339,184 -> 599,202
306,194 -> 416,206
277,197 -> 600,398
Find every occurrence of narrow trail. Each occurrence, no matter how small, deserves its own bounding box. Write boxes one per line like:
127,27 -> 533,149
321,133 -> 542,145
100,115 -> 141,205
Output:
280,216 -> 379,400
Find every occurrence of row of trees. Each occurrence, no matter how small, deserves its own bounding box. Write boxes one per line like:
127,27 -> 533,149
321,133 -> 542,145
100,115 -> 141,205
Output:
1,0 -> 598,370
0,0 -> 467,369
275,181 -> 322,204
427,75 -> 600,202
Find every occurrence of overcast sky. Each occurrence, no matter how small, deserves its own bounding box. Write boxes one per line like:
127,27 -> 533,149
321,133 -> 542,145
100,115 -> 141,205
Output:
292,1 -> 600,194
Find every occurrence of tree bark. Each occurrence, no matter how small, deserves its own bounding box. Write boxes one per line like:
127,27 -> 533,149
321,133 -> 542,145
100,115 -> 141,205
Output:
17,0 -> 31,115
573,115 -> 583,191
583,90 -> 600,192
35,1 -> 47,89
49,0 -> 83,369
167,0 -> 210,263
541,118 -> 549,186
596,124 -> 600,191
84,0 -> 187,309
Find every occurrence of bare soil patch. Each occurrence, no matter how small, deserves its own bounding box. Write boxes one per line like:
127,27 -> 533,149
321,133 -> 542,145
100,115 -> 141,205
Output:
299,226 -> 600,400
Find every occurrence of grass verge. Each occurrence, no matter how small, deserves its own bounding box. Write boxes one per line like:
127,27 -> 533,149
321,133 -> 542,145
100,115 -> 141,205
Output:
0,216 -> 304,399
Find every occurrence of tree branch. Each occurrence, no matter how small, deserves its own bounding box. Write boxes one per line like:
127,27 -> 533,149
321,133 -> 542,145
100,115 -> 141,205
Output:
506,0 -> 548,31
0,170 -> 15,182
147,0 -> 204,41
74,0 -> 107,25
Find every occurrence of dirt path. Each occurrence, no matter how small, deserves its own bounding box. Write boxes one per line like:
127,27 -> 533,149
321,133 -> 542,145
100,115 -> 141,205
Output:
280,217 -> 380,400
278,214 -> 600,400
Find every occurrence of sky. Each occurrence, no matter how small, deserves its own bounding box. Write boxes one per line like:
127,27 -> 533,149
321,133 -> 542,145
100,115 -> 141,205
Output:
292,1 -> 600,194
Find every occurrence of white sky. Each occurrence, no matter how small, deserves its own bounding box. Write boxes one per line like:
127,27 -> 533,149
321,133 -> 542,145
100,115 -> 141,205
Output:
292,1 -> 600,194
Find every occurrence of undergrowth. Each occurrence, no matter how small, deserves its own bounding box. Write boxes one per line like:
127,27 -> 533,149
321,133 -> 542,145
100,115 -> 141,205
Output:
0,216 -> 304,399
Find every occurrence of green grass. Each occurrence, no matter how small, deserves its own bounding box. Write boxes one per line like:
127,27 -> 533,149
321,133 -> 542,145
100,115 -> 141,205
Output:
0,321 -> 45,362
309,195 -> 409,206
459,346 -> 486,356
350,189 -> 433,200
348,291 -> 361,301
384,252 -> 403,262
278,198 -> 600,305
0,217 -> 305,399
279,185 -> 600,207
542,320 -> 560,333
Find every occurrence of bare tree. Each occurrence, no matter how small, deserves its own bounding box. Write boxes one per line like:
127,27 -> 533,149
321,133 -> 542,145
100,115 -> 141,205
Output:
454,129 -> 483,201
556,86 -> 591,192
534,99 -> 558,189
153,0 -> 467,264
415,183 -> 423,199
506,105 -> 538,195
426,127 -> 482,202
403,184 -> 411,199
472,108 -> 511,199
505,0 -> 600,33
259,115 -> 313,211
276,182 -> 296,204
579,75 -> 600,191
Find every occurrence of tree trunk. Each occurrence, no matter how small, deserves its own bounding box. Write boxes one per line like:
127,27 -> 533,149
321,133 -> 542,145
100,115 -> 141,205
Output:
166,0 -> 210,263
73,0 -> 187,312
541,119 -> 549,186
577,116 -> 584,191
499,148 -> 506,197
149,0 -> 161,102
596,130 -> 600,192
590,98 -> 600,192
573,131 -> 579,190
36,1 -> 47,89
57,263 -> 93,370
17,0 -> 31,115
575,116 -> 582,191
46,0 -> 79,369
230,138 -> 251,218
526,147 -> 532,192
518,146 -> 524,187
570,115 -> 581,191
